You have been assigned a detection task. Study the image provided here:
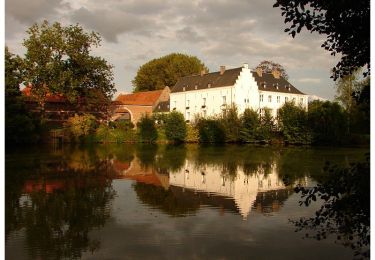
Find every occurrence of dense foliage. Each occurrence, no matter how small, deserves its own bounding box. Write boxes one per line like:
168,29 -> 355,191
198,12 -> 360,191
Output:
164,111 -> 187,143
5,47 -> 40,144
64,114 -> 97,143
23,21 -> 115,113
278,102 -> 310,144
132,53 -> 208,92
137,114 -> 158,143
308,101 -> 348,144
240,108 -> 260,142
273,0 -> 370,80
196,118 -> 226,143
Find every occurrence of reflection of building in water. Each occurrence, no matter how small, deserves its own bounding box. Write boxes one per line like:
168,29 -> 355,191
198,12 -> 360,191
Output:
112,157 -> 170,190
169,161 -> 288,219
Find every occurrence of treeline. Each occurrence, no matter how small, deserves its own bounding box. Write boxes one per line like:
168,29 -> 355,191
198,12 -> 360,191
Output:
61,100 -> 368,146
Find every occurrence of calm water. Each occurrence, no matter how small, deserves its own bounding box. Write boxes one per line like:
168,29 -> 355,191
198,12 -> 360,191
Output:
5,144 -> 368,259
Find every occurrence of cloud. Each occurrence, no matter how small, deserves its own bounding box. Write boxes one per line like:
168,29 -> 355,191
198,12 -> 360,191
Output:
6,0 -> 70,24
297,78 -> 322,84
70,7 -> 160,43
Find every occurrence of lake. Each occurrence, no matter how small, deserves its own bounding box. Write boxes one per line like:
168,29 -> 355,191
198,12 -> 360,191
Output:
5,144 -> 368,259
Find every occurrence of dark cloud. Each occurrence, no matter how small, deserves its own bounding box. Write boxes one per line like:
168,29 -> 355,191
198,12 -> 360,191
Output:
176,27 -> 206,43
70,7 -> 160,43
6,0 -> 70,24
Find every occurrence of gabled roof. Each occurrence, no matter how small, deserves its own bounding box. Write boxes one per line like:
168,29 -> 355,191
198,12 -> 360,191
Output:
171,67 -> 242,93
115,89 -> 164,106
252,72 -> 305,95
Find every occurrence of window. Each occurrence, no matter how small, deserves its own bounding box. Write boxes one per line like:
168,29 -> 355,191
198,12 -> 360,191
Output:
268,95 -> 272,102
203,110 -> 207,117
203,97 -> 206,105
187,112 -> 190,121
277,96 -> 280,103
223,96 -> 226,104
260,94 -> 263,102
300,98 -> 304,104
292,97 -> 296,103
285,97 -> 288,102
187,100 -> 190,106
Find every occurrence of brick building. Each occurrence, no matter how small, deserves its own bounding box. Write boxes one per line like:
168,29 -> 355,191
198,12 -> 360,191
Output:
111,87 -> 170,125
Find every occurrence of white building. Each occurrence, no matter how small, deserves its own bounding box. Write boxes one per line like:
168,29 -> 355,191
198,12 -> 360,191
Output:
170,64 -> 308,120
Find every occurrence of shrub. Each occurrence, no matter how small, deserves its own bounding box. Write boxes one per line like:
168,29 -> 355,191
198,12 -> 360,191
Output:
164,111 -> 187,143
137,114 -> 158,143
240,108 -> 260,142
258,109 -> 274,141
185,124 -> 199,143
196,118 -> 226,143
64,114 -> 97,142
221,106 -> 241,142
308,101 -> 348,144
278,102 -> 311,144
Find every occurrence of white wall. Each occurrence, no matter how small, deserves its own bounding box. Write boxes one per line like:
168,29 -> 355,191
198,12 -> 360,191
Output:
170,65 -> 309,121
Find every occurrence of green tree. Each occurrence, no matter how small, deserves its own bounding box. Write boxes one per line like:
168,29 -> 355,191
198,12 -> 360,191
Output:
5,47 -> 40,144
278,102 -> 310,144
255,60 -> 289,79
258,109 -> 274,141
137,114 -> 158,143
23,21 -> 115,119
132,53 -> 208,92
196,118 -> 226,143
240,108 -> 260,142
308,101 -> 348,144
273,0 -> 370,80
64,114 -> 97,143
221,106 -> 241,142
164,111 -> 187,143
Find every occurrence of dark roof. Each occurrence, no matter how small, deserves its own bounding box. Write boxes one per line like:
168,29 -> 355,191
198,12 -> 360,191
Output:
171,67 -> 242,93
153,100 -> 170,113
252,72 -> 304,95
171,67 -> 305,95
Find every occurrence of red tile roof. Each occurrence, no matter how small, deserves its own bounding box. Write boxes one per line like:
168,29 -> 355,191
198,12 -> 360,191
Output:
22,86 -> 67,103
115,90 -> 163,106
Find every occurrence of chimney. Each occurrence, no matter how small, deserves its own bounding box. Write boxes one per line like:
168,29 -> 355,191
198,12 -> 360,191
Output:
243,63 -> 249,69
256,67 -> 263,77
200,69 -> 206,76
272,69 -> 281,79
220,65 -> 226,75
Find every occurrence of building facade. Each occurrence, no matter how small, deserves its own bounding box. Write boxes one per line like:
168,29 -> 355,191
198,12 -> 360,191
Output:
111,87 -> 170,125
170,64 -> 308,120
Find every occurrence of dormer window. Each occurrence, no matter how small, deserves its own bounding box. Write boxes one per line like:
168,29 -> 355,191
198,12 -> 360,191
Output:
208,83 -> 211,88
195,85 -> 198,90
183,87 -> 186,91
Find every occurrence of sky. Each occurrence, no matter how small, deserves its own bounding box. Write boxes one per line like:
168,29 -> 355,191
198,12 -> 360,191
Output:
5,0 -> 341,99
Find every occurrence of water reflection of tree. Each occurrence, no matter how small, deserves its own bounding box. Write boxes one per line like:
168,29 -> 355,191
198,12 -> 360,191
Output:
292,155 -> 370,258
133,182 -> 200,217
6,147 -> 116,259
155,144 -> 187,172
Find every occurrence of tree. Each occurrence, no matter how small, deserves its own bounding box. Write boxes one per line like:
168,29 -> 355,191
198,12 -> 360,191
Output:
273,0 -> 370,80
164,111 -> 187,143
221,106 -> 241,142
255,60 -> 289,79
23,21 -> 115,118
308,101 -> 348,144
132,53 -> 208,92
5,47 -> 39,144
334,70 -> 363,111
240,108 -> 260,142
278,102 -> 310,144
137,114 -> 158,143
